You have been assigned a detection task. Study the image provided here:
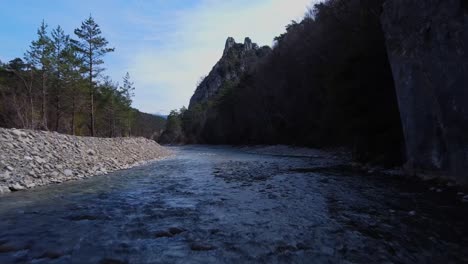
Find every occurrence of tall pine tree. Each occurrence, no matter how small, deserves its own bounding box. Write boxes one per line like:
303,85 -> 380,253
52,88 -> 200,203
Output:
25,20 -> 53,130
119,72 -> 135,136
50,25 -> 70,131
73,15 -> 114,136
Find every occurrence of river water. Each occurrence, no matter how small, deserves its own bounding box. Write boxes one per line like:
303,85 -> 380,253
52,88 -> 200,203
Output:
0,146 -> 467,264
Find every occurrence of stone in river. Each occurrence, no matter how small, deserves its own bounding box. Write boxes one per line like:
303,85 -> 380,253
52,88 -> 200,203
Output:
9,183 -> 25,191
0,186 -> 10,194
462,195 -> 468,203
190,243 -> 216,251
168,227 -> 185,235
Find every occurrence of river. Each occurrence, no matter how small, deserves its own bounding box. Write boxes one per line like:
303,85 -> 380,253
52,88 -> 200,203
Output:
0,146 -> 467,263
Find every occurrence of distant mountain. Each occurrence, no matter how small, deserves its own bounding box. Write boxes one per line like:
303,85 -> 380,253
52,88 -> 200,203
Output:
153,113 -> 168,119
131,110 -> 166,139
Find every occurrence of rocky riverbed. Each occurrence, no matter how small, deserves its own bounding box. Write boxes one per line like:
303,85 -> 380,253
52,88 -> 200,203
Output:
0,128 -> 171,194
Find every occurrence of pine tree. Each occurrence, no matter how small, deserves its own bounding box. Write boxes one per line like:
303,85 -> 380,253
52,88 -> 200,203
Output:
25,20 -> 53,130
50,25 -> 70,131
119,72 -> 135,136
73,15 -> 114,136
120,72 -> 135,106
61,40 -> 85,135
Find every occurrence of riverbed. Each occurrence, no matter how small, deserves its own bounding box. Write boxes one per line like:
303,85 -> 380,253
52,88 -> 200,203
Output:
0,146 -> 467,263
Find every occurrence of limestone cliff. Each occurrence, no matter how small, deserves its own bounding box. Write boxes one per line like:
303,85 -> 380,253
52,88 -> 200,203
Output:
382,0 -> 468,183
189,37 -> 271,108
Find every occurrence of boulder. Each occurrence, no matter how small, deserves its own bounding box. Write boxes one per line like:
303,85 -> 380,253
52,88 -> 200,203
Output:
0,186 -> 10,194
64,169 -> 73,177
9,183 -> 25,191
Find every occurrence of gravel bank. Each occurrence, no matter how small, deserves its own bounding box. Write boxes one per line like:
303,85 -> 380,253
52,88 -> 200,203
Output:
0,128 -> 171,194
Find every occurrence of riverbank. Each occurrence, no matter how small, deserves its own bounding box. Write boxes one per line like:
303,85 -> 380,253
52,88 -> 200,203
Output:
241,145 -> 406,177
0,128 -> 171,194
240,145 -> 468,199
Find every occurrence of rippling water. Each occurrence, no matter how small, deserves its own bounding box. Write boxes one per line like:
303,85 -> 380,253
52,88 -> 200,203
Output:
0,146 -> 467,263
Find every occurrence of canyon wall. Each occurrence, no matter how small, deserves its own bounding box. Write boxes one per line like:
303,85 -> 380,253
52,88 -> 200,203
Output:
382,0 -> 468,183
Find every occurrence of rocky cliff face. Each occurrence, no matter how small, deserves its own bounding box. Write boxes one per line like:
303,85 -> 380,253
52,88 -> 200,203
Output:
189,37 -> 271,108
382,0 -> 468,183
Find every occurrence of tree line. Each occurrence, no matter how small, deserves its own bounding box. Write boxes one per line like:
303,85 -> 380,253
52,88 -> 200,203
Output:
161,0 -> 405,166
0,16 -> 165,138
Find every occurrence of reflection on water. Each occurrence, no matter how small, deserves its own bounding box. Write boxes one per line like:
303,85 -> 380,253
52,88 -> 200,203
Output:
0,146 -> 467,263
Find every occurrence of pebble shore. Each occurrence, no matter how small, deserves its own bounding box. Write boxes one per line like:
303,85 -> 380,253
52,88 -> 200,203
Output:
0,128 -> 171,194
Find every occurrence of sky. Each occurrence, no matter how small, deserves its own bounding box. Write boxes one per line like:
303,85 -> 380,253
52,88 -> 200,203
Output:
0,0 -> 315,115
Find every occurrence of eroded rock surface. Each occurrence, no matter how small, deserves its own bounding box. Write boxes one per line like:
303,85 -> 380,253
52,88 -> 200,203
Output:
382,0 -> 468,184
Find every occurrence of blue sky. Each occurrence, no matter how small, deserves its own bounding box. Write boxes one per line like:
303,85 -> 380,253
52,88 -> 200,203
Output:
0,0 -> 315,115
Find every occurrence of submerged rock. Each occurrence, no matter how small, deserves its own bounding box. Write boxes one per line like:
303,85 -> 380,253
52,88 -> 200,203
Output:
462,195 -> 468,203
190,243 -> 216,251
168,227 -> 185,235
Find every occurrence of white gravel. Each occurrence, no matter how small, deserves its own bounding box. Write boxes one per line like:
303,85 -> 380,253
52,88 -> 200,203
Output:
0,128 -> 171,194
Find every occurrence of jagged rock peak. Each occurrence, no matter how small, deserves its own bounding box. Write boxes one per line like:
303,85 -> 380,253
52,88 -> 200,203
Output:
224,37 -> 236,54
223,36 -> 259,55
244,37 -> 253,51
190,36 -> 271,108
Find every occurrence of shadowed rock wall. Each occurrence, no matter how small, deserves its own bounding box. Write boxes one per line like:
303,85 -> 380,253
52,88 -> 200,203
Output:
382,0 -> 468,183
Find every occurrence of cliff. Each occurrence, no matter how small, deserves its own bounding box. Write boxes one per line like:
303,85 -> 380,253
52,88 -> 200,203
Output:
382,0 -> 468,183
189,37 -> 271,108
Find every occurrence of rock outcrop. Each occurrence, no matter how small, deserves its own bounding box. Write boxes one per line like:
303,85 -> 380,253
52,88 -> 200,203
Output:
382,0 -> 468,184
189,37 -> 271,108
0,128 -> 171,194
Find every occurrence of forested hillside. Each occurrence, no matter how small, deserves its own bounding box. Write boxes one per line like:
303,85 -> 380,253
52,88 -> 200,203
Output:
0,16 -> 165,139
161,0 -> 404,165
